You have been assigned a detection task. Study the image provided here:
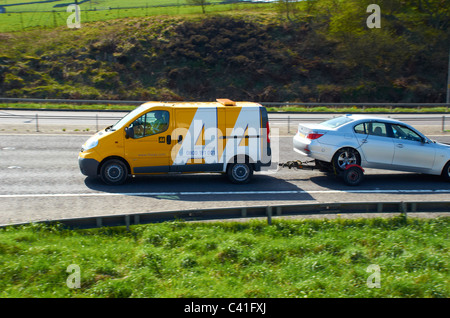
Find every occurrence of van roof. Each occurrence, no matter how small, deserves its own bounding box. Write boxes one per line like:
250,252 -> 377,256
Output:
140,99 -> 262,109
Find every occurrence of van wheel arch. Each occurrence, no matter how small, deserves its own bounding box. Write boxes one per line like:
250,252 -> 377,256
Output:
98,156 -> 131,185
226,155 -> 254,184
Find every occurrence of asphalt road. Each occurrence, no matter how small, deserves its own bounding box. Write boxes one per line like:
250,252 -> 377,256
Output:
1,131 -> 450,226
1,109 -> 449,135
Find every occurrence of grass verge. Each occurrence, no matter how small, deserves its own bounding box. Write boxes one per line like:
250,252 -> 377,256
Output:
0,217 -> 448,298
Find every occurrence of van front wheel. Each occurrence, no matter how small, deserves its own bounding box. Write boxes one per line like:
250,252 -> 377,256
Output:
227,162 -> 253,184
100,159 -> 128,185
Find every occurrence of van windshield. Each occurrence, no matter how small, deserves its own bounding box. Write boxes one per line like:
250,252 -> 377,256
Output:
110,105 -> 147,131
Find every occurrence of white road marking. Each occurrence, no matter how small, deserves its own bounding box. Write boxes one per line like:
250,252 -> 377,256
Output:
1,189 -> 450,198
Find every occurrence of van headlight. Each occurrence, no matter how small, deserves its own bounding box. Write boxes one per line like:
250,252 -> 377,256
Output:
81,139 -> 98,152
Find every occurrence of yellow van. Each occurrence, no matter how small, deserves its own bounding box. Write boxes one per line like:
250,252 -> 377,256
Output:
78,99 -> 271,185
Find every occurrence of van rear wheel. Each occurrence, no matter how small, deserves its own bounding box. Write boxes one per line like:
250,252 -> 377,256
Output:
100,159 -> 128,185
227,162 -> 253,184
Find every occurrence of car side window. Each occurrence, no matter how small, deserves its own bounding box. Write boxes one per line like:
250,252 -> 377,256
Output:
354,123 -> 367,134
391,124 -> 422,142
367,122 -> 388,137
129,110 -> 169,139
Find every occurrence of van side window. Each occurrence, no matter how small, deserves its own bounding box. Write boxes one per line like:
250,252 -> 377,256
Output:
129,110 -> 169,139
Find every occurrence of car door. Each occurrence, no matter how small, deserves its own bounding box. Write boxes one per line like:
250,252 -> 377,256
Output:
353,121 -> 395,167
390,124 -> 436,171
124,108 -> 173,173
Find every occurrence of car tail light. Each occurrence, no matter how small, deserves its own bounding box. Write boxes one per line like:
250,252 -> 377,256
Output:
266,121 -> 270,143
306,133 -> 324,140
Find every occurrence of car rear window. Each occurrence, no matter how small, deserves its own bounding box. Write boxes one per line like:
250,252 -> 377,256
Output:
320,116 -> 353,128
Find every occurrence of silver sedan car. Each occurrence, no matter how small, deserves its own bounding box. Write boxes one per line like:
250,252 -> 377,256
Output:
293,114 -> 450,181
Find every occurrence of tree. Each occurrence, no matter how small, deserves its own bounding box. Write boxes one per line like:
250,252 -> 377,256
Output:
276,0 -> 301,22
187,0 -> 208,14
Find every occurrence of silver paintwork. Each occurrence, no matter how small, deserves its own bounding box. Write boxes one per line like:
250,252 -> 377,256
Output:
293,114 -> 450,176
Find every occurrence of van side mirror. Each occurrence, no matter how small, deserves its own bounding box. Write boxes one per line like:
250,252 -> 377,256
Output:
125,127 -> 134,139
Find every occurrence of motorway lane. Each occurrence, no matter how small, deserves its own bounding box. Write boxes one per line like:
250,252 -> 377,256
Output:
1,109 -> 449,135
1,133 -> 450,226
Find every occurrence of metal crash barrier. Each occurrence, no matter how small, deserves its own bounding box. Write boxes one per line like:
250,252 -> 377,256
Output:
1,201 -> 448,230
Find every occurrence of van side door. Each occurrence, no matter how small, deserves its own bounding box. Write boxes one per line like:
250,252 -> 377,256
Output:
124,108 -> 173,174
170,107 -> 221,172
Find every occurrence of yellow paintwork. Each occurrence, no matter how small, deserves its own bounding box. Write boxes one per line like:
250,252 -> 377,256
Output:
79,99 -> 265,175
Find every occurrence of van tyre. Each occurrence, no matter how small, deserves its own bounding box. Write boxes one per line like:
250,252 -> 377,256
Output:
227,162 -> 253,184
100,159 -> 128,185
442,161 -> 450,182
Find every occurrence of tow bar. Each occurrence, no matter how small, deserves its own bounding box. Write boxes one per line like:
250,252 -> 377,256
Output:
279,160 -> 365,186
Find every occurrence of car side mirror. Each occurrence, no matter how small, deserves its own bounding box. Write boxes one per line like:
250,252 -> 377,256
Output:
125,127 -> 134,139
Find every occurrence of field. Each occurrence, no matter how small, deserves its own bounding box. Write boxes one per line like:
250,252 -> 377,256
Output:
1,1 -> 448,103
0,217 -> 448,298
0,0 -> 263,32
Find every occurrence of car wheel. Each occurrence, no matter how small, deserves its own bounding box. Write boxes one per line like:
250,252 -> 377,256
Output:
332,148 -> 361,171
442,161 -> 450,182
227,162 -> 253,184
100,159 -> 128,185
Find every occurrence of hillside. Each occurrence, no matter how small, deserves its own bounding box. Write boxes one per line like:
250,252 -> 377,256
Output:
0,1 -> 449,103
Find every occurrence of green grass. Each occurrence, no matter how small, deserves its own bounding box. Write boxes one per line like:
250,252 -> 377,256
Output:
0,102 -> 136,111
0,1 -> 266,32
266,106 -> 450,113
0,217 -> 448,298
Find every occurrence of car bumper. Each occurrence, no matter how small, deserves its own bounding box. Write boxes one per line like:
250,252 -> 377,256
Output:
78,157 -> 100,177
293,133 -> 312,156
293,134 -> 333,162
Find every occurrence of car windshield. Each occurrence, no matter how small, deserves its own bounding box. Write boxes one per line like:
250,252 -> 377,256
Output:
110,105 -> 147,131
320,116 -> 354,128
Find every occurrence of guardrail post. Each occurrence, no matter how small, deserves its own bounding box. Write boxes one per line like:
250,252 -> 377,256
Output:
377,203 -> 383,213
35,113 -> 39,132
400,202 -> 407,223
96,114 -> 99,132
96,217 -> 102,228
288,116 -> 290,134
125,215 -> 130,231
266,206 -> 272,225
443,116 -> 446,132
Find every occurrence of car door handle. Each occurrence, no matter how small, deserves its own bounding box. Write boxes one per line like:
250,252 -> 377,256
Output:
361,139 -> 368,144
396,143 -> 404,148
